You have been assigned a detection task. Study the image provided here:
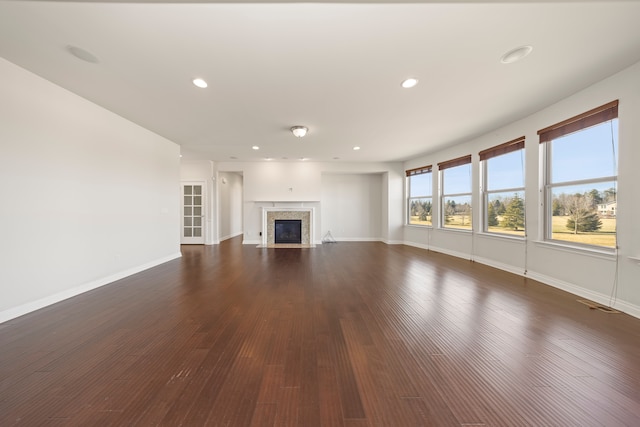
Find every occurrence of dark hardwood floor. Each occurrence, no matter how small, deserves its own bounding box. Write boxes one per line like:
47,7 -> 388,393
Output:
1,237 -> 640,426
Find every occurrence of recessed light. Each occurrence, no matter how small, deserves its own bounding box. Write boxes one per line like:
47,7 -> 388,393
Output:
353,146 -> 361,151
230,156 -> 238,159
401,78 -> 418,88
264,157 -> 273,161
500,45 -> 533,64
192,78 -> 208,88
67,45 -> 99,64
252,146 -> 260,150
333,157 -> 340,160
299,157 -> 308,161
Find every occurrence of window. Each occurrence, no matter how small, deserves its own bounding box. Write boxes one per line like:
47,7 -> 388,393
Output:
539,100 -> 618,249
480,137 -> 526,237
407,165 -> 432,226
439,155 -> 472,230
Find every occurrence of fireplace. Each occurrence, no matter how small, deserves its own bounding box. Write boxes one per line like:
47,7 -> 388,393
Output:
261,207 -> 315,246
275,220 -> 302,244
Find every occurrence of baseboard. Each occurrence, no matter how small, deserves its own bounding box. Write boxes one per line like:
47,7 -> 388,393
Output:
427,245 -> 473,261
473,256 -> 526,277
334,237 -> 383,242
403,241 -> 430,251
219,231 -> 243,242
381,239 -> 404,245
243,239 -> 261,245
525,270 -> 640,320
403,241 -> 640,319
404,241 -> 473,261
609,299 -> 640,319
0,252 -> 183,325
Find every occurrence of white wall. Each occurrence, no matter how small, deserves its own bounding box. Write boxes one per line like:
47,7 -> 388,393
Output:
218,172 -> 243,241
404,60 -> 640,318
217,161 -> 404,245
0,58 -> 181,323
321,174 -> 382,241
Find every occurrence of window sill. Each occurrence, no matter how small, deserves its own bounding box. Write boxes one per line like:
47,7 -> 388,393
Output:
405,224 -> 433,229
533,240 -> 616,260
476,232 -> 526,243
438,227 -> 473,234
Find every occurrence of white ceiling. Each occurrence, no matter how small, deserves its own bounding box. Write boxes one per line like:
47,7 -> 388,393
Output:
2,1 -> 640,163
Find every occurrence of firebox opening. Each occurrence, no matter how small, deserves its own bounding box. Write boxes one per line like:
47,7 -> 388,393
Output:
275,219 -> 302,244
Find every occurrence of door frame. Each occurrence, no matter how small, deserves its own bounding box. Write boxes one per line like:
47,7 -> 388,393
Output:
181,181 -> 206,244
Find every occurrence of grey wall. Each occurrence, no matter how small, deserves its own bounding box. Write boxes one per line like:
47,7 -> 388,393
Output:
404,60 -> 640,318
0,58 -> 181,322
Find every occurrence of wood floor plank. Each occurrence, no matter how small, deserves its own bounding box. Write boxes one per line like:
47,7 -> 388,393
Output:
2,238 -> 640,426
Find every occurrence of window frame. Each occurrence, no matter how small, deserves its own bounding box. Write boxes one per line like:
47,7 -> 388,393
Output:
538,100 -> 618,251
406,165 -> 433,227
438,155 -> 473,231
480,136 -> 526,237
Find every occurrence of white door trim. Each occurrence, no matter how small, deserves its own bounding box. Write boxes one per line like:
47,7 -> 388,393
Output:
181,181 -> 206,244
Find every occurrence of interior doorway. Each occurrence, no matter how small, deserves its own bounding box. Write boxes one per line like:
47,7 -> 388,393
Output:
218,172 -> 243,242
181,181 -> 205,244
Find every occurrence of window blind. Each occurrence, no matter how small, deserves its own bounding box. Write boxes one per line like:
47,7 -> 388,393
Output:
538,100 -> 618,143
479,136 -> 525,161
438,155 -> 471,170
406,165 -> 432,177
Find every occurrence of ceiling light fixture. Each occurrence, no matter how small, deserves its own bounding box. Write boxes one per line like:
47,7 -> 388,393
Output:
401,78 -> 418,88
192,78 -> 208,88
67,45 -> 99,64
290,126 -> 308,138
252,146 -> 260,150
353,146 -> 361,151
500,45 -> 533,64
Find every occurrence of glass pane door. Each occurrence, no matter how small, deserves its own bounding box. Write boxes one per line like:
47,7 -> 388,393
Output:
182,183 -> 205,244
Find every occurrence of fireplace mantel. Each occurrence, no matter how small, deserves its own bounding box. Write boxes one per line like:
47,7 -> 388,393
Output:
261,207 -> 315,247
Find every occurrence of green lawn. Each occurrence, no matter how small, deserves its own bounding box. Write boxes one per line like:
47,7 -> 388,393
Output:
487,226 -> 525,236
409,214 -> 472,228
409,214 -> 615,247
551,216 -> 616,248
444,214 -> 472,230
409,215 -> 432,226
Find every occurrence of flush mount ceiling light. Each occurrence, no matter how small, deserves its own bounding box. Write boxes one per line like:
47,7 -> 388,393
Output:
500,45 -> 533,64
252,145 -> 260,150
290,126 -> 308,138
66,45 -> 99,64
401,78 -> 418,88
192,78 -> 208,88
353,146 -> 361,151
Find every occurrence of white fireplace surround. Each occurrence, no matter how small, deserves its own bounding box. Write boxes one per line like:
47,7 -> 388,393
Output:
261,207 -> 315,246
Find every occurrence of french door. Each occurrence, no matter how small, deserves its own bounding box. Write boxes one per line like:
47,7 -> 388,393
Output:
181,182 -> 205,244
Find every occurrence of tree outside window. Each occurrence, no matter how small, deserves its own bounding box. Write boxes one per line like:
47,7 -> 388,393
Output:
439,156 -> 472,230
407,166 -> 432,226
539,101 -> 618,249
480,138 -> 526,237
